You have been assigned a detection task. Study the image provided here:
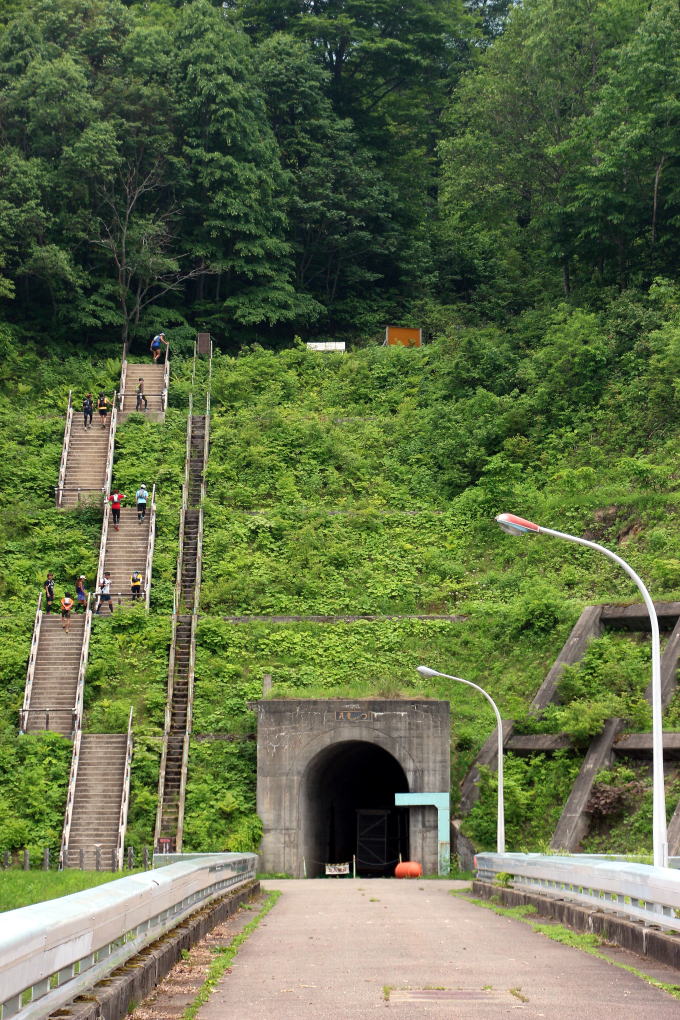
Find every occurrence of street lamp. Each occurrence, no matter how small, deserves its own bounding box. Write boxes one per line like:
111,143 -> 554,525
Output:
416,665 -> 505,854
495,512 -> 667,868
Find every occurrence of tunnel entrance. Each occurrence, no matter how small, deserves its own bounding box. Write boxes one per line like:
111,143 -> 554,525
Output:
302,741 -> 409,877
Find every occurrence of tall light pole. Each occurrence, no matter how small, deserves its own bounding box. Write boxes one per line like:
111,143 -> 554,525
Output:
495,512 -> 667,868
417,666 -> 505,854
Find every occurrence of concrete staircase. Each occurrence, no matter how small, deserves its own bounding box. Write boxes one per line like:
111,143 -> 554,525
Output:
100,507 -> 150,605
63,734 -> 127,868
24,614 -> 85,735
61,415 -> 111,508
119,363 -> 166,420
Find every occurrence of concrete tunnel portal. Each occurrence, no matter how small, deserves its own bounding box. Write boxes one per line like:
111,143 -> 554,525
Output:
255,699 -> 451,878
302,740 -> 410,877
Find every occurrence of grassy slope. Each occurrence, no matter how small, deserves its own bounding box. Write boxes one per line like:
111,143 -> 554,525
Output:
2,328 -> 680,858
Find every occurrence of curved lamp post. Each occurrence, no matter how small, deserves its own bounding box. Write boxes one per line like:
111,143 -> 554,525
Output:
417,665 -> 505,853
495,512 -> 667,868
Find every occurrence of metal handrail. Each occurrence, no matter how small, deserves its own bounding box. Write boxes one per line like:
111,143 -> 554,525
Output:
20,593 -> 43,733
95,501 -> 111,605
60,728 -> 83,869
72,594 -> 92,735
176,614 -> 197,852
116,708 -> 134,870
144,483 -> 157,611
161,349 -> 170,412
103,392 -> 118,496
55,390 -> 73,507
118,347 -> 128,412
153,611 -> 176,850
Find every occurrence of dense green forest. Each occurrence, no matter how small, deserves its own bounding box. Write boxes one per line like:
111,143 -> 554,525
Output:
1,0 -> 680,862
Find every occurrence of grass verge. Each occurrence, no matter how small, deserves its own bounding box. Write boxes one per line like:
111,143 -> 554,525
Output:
0,870 -> 143,912
181,890 -> 282,1020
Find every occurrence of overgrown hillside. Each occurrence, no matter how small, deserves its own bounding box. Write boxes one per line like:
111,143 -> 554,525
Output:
2,0 -> 680,862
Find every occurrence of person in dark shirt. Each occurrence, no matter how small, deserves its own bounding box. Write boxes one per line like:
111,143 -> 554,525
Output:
43,572 -> 55,613
83,393 -> 93,430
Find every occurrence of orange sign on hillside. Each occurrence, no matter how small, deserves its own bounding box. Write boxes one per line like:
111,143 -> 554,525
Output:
385,326 -> 422,347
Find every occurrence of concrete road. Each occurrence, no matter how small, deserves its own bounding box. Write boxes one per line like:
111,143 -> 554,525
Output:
196,879 -> 680,1019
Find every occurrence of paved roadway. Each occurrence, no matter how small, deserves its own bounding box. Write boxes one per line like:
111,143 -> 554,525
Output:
196,879 -> 680,1019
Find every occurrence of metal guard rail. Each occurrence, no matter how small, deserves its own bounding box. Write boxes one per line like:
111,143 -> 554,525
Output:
55,390 -> 73,507
95,500 -> 111,602
475,852 -> 680,931
162,349 -> 170,411
20,593 -> 43,733
116,707 -> 134,870
0,853 -> 257,1020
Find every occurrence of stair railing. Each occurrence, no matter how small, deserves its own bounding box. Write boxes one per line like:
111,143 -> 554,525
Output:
144,483 -> 157,610
116,708 -> 134,870
175,614 -> 197,852
175,397 -> 192,610
161,347 -> 170,412
72,594 -> 93,736
95,501 -> 111,607
154,607 -> 178,850
20,593 -> 44,733
55,390 -> 73,507
60,727 -> 82,869
103,391 -> 118,497
118,344 -> 128,412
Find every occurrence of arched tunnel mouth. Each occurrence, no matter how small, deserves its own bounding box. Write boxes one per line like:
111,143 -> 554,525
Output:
302,740 -> 410,878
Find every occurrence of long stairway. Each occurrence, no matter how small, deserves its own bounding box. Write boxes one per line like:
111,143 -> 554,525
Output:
63,734 -> 127,868
156,412 -> 208,850
61,414 -> 112,508
100,506 -> 150,605
119,363 -> 166,420
23,614 -> 86,735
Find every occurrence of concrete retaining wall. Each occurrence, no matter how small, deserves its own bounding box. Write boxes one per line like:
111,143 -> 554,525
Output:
472,880 -> 680,970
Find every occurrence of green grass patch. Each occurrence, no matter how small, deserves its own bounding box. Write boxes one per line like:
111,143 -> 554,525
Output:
0,869 -> 143,912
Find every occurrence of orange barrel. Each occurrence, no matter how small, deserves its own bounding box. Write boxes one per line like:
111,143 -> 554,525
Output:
394,861 -> 422,879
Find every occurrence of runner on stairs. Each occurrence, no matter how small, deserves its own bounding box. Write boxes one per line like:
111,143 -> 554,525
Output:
107,489 -> 126,531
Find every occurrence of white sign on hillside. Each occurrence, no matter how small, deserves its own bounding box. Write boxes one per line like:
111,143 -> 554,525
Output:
306,341 -> 346,352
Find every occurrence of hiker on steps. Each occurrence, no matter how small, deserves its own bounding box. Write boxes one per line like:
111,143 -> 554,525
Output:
136,378 -> 148,411
136,483 -> 149,522
97,391 -> 111,428
150,332 -> 167,363
43,572 -> 55,613
83,393 -> 93,430
107,489 -> 126,530
60,592 -> 74,632
130,570 -> 143,601
75,575 -> 88,613
95,572 -> 113,614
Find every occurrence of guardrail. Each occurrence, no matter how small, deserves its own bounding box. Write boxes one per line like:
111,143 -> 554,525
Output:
474,852 -> 680,931
0,852 -> 257,1020
55,390 -> 73,507
118,347 -> 128,412
144,482 -> 157,610
115,708 -> 134,871
20,593 -> 43,733
59,727 -> 82,869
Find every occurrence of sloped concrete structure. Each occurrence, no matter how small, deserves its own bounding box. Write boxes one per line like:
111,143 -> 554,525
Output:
254,699 -> 450,877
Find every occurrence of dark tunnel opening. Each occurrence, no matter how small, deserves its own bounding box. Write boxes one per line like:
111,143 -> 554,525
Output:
302,741 -> 410,877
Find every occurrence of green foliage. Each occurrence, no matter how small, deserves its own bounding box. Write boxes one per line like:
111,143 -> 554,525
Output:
0,869 -> 142,913
463,752 -> 581,851
0,734 -> 71,856
183,740 -> 261,853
